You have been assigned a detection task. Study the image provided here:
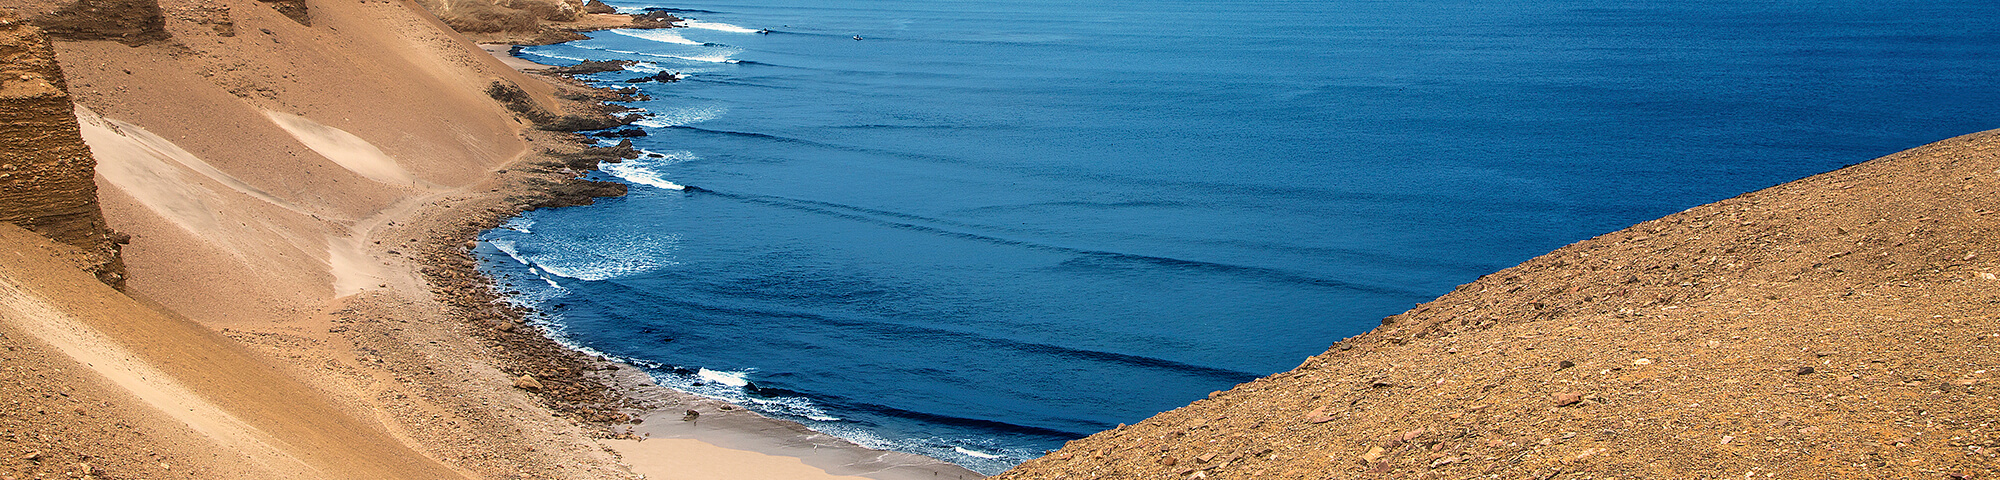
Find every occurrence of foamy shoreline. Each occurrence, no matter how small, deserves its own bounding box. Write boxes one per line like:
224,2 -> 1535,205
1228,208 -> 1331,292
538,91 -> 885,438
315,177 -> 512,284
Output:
472,41 -> 984,480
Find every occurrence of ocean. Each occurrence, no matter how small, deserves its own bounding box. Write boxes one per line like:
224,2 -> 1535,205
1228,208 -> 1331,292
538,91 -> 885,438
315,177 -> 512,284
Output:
478,0 -> 2000,473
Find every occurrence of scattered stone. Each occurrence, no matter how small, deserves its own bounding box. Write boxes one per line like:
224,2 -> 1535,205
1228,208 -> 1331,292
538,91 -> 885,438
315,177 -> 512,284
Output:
1557,360 -> 1575,370
1631,358 -> 1654,366
512,374 -> 543,391
1159,456 -> 1177,466
1553,392 -> 1584,407
1304,407 -> 1337,423
1796,366 -> 1815,375
1357,445 -> 1387,464
1982,272 -> 1996,280
1196,453 -> 1217,463
20,451 -> 40,461
1430,456 -> 1461,468
1400,428 -> 1427,442
681,409 -> 699,421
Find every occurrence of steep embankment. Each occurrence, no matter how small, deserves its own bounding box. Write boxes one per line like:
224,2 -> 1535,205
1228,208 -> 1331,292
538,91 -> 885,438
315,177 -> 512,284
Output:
999,132 -> 2000,479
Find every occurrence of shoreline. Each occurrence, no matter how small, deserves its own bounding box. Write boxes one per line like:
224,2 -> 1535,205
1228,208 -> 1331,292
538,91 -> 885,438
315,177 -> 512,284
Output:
441,39 -> 986,479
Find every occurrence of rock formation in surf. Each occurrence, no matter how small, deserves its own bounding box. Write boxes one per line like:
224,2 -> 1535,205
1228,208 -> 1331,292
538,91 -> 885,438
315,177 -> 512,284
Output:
0,10 -> 125,287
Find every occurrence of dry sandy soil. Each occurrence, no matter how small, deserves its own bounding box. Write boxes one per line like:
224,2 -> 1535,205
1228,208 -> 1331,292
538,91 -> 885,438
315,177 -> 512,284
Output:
0,0 -> 975,478
997,130 -> 2000,479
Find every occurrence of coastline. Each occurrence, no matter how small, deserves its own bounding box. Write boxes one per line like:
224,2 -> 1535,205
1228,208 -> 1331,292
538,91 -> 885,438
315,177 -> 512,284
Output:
438,40 -> 986,479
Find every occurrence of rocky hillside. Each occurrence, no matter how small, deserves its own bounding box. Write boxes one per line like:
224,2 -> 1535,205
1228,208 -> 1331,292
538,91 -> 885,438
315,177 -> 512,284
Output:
998,130 -> 2000,479
412,0 -> 675,45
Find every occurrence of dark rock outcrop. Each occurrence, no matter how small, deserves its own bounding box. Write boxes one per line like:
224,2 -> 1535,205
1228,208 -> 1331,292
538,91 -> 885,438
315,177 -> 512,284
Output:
485,80 -> 635,132
256,0 -> 309,26
0,12 -> 126,287
589,127 -> 644,138
621,71 -> 680,83
536,59 -> 632,75
30,0 -> 168,46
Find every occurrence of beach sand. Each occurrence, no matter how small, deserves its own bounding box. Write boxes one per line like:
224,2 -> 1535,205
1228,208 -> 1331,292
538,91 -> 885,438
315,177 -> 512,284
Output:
0,0 -> 981,478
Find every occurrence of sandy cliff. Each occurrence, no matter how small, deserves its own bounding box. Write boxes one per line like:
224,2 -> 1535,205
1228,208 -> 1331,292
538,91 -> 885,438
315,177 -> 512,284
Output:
998,131 -> 2000,478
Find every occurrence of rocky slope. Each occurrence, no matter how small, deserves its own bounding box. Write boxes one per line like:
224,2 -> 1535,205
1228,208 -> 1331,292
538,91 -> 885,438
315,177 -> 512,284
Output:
411,0 -> 675,45
998,131 -> 2000,479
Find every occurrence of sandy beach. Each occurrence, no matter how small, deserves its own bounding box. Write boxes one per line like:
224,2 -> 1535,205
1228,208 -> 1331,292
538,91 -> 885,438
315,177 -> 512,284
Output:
0,0 -> 979,478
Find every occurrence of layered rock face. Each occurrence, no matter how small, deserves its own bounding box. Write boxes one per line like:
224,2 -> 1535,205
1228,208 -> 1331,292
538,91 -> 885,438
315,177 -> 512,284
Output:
0,10 -> 124,286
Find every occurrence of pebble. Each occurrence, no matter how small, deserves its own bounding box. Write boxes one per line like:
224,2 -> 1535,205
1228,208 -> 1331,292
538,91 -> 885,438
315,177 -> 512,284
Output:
1632,358 -> 1654,366
1357,446 -> 1387,464
1304,407 -> 1337,423
1796,366 -> 1815,375
1160,456 -> 1177,466
1557,360 -> 1575,370
1400,428 -> 1427,441
1553,392 -> 1584,407
512,374 -> 543,391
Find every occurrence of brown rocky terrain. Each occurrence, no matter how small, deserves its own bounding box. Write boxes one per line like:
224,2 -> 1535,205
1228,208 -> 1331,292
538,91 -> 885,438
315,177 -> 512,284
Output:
997,131 -> 2000,479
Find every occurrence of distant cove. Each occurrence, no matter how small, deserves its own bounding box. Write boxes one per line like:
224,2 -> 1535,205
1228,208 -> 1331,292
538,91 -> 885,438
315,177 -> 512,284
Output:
480,0 -> 2000,473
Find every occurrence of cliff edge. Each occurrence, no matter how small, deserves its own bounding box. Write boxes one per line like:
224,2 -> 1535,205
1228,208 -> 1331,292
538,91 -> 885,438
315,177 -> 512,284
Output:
999,131 -> 2000,479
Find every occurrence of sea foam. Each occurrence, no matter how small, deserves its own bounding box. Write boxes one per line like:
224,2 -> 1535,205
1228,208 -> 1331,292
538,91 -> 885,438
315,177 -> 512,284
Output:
607,28 -> 703,45
632,107 -> 726,128
955,447 -> 1003,459
683,20 -> 761,34
602,151 -> 698,191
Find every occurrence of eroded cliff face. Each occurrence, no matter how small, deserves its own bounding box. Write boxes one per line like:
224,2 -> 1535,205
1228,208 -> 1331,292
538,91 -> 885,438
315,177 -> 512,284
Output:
26,0 -> 167,45
0,10 -> 124,287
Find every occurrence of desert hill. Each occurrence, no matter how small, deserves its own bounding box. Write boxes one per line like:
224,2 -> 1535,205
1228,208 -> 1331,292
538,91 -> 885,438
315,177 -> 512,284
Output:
996,130 -> 2000,478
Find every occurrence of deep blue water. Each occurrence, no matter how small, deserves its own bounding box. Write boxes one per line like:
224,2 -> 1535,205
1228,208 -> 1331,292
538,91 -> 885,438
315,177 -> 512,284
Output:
478,0 -> 2000,473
